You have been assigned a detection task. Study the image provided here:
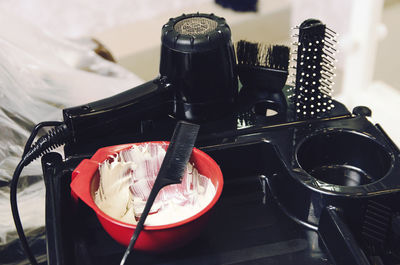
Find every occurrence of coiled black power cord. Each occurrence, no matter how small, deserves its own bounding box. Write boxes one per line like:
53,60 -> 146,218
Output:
23,121 -> 64,156
10,122 -> 70,265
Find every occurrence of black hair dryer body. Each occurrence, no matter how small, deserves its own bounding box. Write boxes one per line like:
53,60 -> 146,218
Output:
63,13 -> 238,149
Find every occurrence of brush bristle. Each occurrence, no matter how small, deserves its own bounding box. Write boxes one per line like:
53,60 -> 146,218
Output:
236,40 -> 290,71
288,19 -> 338,119
236,40 -> 259,66
266,45 -> 290,71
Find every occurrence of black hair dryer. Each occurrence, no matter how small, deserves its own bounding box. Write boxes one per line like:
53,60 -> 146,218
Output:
63,13 -> 238,146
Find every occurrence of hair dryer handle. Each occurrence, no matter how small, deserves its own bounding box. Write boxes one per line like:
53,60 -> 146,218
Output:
63,78 -> 174,143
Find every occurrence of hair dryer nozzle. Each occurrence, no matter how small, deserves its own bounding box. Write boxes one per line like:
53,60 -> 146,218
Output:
160,13 -> 238,121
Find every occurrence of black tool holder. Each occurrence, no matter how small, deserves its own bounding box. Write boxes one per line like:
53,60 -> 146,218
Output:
42,13 -> 400,265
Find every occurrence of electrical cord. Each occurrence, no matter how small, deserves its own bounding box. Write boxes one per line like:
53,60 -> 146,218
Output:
10,157 -> 37,265
10,122 -> 70,265
23,121 -> 64,156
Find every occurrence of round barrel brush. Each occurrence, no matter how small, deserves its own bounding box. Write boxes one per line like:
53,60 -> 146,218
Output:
289,19 -> 338,119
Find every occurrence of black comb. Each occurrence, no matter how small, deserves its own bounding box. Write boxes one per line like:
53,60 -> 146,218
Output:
120,121 -> 200,264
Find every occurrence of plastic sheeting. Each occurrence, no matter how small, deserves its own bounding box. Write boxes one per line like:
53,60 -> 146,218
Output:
0,0 -> 212,39
0,11 -> 142,264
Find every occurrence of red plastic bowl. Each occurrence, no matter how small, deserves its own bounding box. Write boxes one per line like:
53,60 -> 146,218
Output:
70,141 -> 223,252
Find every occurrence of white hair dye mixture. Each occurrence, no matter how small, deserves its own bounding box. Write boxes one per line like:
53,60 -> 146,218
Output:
94,143 -> 216,226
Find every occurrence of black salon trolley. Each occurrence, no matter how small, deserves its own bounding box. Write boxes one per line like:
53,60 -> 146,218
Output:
44,153 -> 328,265
41,96 -> 400,265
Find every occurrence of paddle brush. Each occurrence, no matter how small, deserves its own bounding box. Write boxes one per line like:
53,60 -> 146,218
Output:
236,40 -> 290,92
236,40 -> 290,116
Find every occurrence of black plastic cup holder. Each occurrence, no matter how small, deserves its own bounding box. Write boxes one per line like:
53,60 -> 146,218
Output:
296,131 -> 392,186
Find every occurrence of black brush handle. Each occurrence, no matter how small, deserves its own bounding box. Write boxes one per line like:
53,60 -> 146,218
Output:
238,65 -> 288,93
120,121 -> 200,265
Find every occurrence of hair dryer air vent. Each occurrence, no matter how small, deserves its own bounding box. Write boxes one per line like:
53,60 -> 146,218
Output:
174,16 -> 218,36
